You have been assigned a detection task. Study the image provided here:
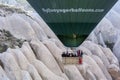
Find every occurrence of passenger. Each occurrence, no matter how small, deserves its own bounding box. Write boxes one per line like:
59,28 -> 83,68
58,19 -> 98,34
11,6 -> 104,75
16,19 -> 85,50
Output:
75,51 -> 78,57
62,52 -> 66,57
62,50 -> 82,57
80,51 -> 83,57
77,50 -> 81,57
77,50 -> 83,64
67,53 -> 70,57
70,53 -> 72,57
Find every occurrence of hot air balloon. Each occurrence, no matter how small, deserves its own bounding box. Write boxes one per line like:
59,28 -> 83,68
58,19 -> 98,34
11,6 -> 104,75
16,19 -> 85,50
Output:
27,0 -> 117,64
27,0 -> 117,47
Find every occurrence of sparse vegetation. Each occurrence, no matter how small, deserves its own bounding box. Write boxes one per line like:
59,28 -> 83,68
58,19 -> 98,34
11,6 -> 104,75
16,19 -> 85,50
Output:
0,29 -> 26,53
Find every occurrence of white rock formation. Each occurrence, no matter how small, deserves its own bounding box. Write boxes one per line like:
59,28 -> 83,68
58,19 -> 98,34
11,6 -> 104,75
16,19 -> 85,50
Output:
95,18 -> 119,44
83,55 -> 108,80
0,52 -> 22,80
82,41 -> 110,68
7,48 -> 43,80
7,48 -> 29,70
91,55 -> 112,80
106,10 -> 120,30
76,62 -> 95,80
27,64 -> 43,80
77,46 -> 92,56
21,71 -> 32,80
86,70 -> 96,80
87,31 -> 98,44
101,47 -> 119,66
113,38 -> 120,62
113,0 -> 120,14
19,14 -> 48,40
30,39 -> 63,76
20,42 -> 36,63
1,14 -> 37,40
43,40 -> 63,62
0,0 -> 17,5
32,60 -> 65,80
0,66 -> 10,80
43,40 -> 65,73
29,13 -> 58,39
64,65 -> 84,80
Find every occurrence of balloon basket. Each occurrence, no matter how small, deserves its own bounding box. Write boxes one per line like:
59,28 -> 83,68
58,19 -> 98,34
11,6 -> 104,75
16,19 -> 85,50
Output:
62,57 -> 82,65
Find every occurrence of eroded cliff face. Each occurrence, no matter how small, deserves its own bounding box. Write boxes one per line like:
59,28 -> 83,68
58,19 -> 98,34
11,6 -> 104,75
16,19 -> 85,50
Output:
0,1 -> 120,80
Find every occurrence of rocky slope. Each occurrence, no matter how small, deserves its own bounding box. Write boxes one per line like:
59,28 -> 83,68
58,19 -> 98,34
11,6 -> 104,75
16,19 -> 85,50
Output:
0,1 -> 120,80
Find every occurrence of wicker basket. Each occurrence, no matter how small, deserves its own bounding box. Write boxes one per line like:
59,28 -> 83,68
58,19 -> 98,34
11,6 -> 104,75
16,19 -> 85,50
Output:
62,57 -> 80,64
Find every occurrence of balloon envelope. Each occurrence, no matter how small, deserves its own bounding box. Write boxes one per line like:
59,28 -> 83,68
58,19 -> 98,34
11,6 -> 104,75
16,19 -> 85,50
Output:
27,0 -> 118,47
